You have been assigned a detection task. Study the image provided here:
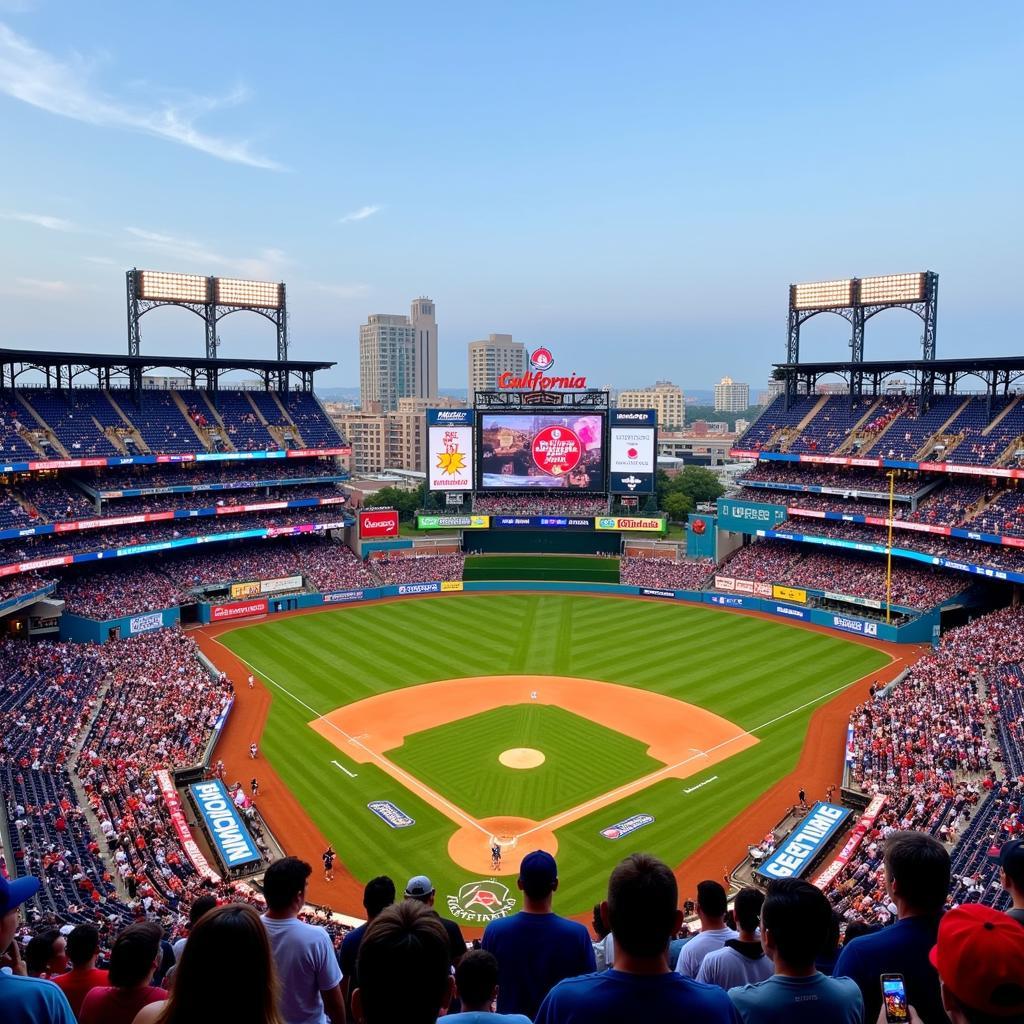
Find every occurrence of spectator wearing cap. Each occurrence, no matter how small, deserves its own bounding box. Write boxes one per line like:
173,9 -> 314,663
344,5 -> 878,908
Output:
535,853 -> 739,1024
481,851 -> 596,1019
78,921 -> 167,1024
403,874 -> 467,966
0,872 -> 75,1023
833,831 -> 950,1024
728,878 -> 862,1024
697,888 -> 773,990
52,925 -> 108,1018
260,857 -> 344,1024
339,876 -> 395,1017
352,900 -> 453,1023
999,839 -> 1024,927
675,880 -> 738,978
443,948 -> 532,1023
929,903 -> 1024,1024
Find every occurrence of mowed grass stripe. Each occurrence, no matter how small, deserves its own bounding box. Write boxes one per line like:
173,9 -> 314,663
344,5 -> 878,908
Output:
219,594 -> 888,920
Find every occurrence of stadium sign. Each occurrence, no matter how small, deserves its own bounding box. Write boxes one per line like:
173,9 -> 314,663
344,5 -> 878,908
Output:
322,589 -> 366,603
772,585 -> 807,604
640,588 -> 676,598
416,515 -> 490,530
600,813 -> 655,840
230,575 -> 303,599
359,510 -> 400,538
446,880 -> 517,923
497,347 -> 587,390
428,409 -> 474,491
129,612 -> 165,634
188,781 -> 261,868
397,582 -> 441,595
492,516 -> 593,529
755,802 -> 852,881
831,614 -> 879,636
367,801 -> 415,829
717,498 -> 788,534
211,599 -> 268,621
594,516 -> 665,532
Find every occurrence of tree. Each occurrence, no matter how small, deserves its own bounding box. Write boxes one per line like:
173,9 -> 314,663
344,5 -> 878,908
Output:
666,466 -> 725,506
363,484 -> 424,521
662,491 -> 694,523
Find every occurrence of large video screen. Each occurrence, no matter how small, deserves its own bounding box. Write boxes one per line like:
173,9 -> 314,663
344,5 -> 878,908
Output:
478,413 -> 605,490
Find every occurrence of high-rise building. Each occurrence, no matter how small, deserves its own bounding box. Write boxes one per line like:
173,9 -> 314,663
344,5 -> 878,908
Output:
467,334 -> 527,403
714,376 -> 750,413
359,297 -> 438,412
617,380 -> 685,429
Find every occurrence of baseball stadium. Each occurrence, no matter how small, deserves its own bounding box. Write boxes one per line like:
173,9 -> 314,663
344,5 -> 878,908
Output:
3,268 -> 1024,1012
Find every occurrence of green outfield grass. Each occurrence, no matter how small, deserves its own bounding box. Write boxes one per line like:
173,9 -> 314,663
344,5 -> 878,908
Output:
463,554 -> 620,583
216,594 -> 889,923
387,704 -> 662,820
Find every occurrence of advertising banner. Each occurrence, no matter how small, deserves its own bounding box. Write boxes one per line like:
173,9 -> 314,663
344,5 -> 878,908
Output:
755,802 -> 852,881
188,781 -> 262,868
767,603 -> 810,621
717,498 -> 788,534
594,516 -> 665,532
128,612 -> 165,634
428,410 -> 474,491
322,589 -> 366,603
359,510 -> 400,538
492,516 -> 593,530
211,599 -> 268,622
831,614 -> 879,636
156,770 -> 220,882
641,588 -> 677,598
773,585 -> 807,604
609,411 -> 656,495
416,514 -> 490,530
441,581 -> 464,591
397,582 -> 441,595
230,575 -> 303,599
714,575 -> 735,590
812,794 -> 886,890
479,413 -> 605,491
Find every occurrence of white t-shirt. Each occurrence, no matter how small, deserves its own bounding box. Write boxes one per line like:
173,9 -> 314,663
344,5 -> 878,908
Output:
695,941 -> 773,989
674,926 -> 739,978
261,914 -> 342,1024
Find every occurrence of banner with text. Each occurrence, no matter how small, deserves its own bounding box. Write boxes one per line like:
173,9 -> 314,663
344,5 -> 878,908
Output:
755,802 -> 852,881
428,409 -> 475,491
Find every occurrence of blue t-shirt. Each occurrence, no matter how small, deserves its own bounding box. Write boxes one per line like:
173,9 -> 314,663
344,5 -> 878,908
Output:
729,972 -> 863,1024
535,969 -> 741,1024
0,971 -> 76,1024
481,912 -> 596,1019
442,1012 -> 532,1023
833,914 -> 946,1024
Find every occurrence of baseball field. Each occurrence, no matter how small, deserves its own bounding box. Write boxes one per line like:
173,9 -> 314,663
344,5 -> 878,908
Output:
204,593 -> 891,925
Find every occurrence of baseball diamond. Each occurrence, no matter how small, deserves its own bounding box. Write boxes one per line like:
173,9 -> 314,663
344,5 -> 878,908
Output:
200,592 -> 898,927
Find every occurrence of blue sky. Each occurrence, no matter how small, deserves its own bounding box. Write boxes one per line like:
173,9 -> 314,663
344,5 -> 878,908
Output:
0,2 -> 1021,391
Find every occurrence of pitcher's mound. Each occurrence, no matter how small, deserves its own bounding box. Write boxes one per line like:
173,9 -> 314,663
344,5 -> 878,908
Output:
499,747 -> 545,769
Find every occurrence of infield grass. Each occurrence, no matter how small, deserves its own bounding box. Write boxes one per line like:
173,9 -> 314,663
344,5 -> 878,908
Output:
216,594 -> 888,922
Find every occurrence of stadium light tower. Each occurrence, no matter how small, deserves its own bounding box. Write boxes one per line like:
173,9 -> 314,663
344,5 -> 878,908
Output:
126,269 -> 288,362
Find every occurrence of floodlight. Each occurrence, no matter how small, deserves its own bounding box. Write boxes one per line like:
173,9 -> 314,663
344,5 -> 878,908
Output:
859,273 -> 926,305
138,271 -> 209,303
792,279 -> 852,309
215,277 -> 282,309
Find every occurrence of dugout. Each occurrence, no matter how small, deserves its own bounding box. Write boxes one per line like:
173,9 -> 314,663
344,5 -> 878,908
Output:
466,530 -> 621,555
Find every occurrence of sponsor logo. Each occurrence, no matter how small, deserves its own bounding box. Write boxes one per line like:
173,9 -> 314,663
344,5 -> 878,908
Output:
398,582 -> 441,595
211,599 -> 268,621
446,880 -> 517,923
497,370 -> 589,390
611,410 -> 655,423
641,588 -> 676,598
129,612 -> 164,634
531,425 -> 583,476
323,589 -> 365,603
595,516 -> 664,532
772,604 -> 807,620
692,518 -> 707,535
189,782 -> 261,866
367,800 -> 415,828
441,581 -> 464,591
429,409 -> 474,424
359,510 -> 400,538
529,346 -> 554,371
621,475 -> 643,491
600,813 -> 654,840
757,803 -> 851,880
710,594 -> 744,607
772,585 -> 807,604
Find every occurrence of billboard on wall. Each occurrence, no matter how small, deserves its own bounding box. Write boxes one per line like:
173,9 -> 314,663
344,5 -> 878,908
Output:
755,802 -> 852,881
717,498 -> 788,534
188,781 -> 261,868
230,575 -> 303,599
427,409 -> 475,491
359,510 -> 400,538
772,584 -> 807,604
609,409 -> 656,494
211,599 -> 268,622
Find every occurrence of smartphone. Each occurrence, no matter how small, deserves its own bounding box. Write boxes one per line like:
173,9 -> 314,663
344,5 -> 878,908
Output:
881,973 -> 909,1023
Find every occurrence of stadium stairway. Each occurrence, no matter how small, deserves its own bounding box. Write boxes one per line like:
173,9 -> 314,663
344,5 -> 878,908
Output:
196,391 -> 238,452
830,398 -> 886,455
774,394 -> 830,452
168,390 -> 216,452
103,391 -> 152,453
267,392 -> 307,448
13,393 -> 70,458
909,397 -> 973,460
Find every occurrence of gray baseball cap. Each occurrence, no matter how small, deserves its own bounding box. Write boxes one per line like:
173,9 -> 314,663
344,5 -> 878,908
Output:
404,875 -> 433,898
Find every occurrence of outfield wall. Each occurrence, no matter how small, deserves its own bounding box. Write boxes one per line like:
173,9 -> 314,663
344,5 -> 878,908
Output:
190,580 -> 937,643
60,606 -> 181,643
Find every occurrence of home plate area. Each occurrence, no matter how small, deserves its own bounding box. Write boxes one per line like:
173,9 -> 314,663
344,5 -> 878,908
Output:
309,674 -> 757,876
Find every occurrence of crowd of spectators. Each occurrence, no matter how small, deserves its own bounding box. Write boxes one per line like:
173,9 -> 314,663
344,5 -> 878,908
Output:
370,553 -> 465,585
717,540 -> 805,583
619,555 -> 715,590
471,493 -> 610,515
739,464 -> 918,495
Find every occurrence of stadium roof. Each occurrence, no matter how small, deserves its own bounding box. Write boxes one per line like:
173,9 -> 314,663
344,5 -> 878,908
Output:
0,347 -> 334,373
775,355 -> 1024,375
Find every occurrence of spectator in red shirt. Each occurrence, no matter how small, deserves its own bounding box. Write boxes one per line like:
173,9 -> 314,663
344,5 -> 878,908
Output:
53,924 -> 109,1018
78,921 -> 167,1024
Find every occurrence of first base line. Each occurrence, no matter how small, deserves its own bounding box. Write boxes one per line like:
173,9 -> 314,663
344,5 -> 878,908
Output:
331,759 -> 358,778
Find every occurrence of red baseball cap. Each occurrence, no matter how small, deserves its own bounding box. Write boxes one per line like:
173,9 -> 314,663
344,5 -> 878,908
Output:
929,904 -> 1024,1017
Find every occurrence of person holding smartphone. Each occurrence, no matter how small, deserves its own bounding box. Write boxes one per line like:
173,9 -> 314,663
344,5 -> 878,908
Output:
0,873 -> 75,1024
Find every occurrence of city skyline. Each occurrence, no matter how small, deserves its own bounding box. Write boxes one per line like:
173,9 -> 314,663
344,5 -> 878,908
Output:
0,3 -> 1020,389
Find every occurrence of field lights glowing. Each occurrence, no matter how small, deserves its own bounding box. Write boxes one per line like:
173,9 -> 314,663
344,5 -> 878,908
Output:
138,271 -> 209,304
859,273 -> 926,305
792,279 -> 852,310
215,278 -> 283,309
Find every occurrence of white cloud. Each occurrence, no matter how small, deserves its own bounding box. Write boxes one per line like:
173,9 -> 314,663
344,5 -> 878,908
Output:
0,24 -> 283,170
124,226 -> 289,279
84,255 -> 117,265
339,204 -> 382,224
1,210 -> 75,231
11,276 -> 72,294
306,282 -> 370,299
